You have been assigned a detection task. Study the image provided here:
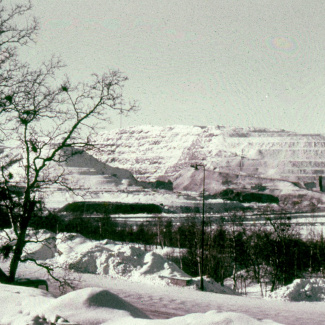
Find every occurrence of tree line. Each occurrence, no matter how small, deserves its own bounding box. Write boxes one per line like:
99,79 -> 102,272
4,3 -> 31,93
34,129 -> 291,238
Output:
10,208 -> 325,294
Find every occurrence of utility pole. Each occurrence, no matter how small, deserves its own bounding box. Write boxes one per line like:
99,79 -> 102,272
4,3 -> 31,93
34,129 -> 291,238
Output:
240,149 -> 244,173
191,163 -> 205,291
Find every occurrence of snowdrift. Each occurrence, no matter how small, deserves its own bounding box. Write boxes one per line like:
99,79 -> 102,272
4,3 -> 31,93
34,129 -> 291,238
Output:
54,232 -> 190,283
0,284 -> 283,325
4,229 -> 325,303
40,287 -> 150,324
268,278 -> 325,302
1,229 -> 231,293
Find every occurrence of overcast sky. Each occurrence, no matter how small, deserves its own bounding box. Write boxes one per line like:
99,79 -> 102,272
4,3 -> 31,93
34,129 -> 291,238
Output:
20,0 -> 325,134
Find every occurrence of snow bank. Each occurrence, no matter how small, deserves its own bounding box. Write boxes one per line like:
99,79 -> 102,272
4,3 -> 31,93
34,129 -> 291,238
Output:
58,235 -> 235,293
194,276 -> 237,295
0,284 -> 55,325
0,284 -> 283,325
41,287 -> 149,324
268,278 -> 325,302
0,230 -> 237,294
107,310 -> 282,325
53,233 -> 189,284
1,230 -> 202,288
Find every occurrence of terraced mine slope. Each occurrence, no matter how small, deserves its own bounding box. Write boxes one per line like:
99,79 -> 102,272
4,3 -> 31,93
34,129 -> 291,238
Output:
91,125 -> 325,187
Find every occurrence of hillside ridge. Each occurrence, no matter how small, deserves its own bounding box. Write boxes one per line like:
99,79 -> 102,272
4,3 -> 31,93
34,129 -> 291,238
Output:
90,125 -> 325,187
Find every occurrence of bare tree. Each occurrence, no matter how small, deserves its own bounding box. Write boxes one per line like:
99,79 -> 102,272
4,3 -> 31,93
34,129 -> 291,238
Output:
1,0 -> 38,106
223,211 -> 246,291
0,1 -> 137,283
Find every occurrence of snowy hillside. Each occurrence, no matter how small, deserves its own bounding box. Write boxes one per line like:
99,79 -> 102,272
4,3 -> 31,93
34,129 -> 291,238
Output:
90,125 -> 325,186
2,125 -> 325,210
0,144 -> 141,191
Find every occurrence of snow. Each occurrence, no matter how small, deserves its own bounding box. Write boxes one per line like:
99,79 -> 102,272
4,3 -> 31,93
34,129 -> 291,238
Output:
0,283 -> 283,325
0,230 -> 229,289
40,287 -> 149,324
44,186 -> 193,210
53,233 -> 189,284
107,311 -> 281,325
0,284 -> 55,325
268,278 -> 325,302
4,125 -> 325,213
2,230 -> 325,324
90,125 -> 325,184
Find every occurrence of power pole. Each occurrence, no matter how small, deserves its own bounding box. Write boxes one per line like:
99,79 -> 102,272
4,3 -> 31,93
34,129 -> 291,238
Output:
191,163 -> 205,291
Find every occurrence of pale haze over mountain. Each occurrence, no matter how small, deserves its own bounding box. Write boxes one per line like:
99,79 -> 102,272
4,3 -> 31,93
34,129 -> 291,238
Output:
20,0 -> 325,134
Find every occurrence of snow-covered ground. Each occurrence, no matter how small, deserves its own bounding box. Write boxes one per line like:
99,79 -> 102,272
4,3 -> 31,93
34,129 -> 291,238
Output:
1,230 -> 325,324
0,283 -> 285,325
2,263 -> 325,325
267,278 -> 325,302
0,229 -> 236,292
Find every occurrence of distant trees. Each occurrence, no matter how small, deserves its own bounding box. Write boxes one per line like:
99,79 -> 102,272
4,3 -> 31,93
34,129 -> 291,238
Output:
0,0 -> 136,284
5,197 -> 325,295
69,210 -> 324,295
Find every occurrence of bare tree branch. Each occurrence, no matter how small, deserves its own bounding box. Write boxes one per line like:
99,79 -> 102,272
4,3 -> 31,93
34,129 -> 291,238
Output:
0,0 -> 138,285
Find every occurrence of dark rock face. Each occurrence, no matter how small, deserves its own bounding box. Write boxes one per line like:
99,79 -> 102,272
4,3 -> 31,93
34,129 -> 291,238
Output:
219,189 -> 279,204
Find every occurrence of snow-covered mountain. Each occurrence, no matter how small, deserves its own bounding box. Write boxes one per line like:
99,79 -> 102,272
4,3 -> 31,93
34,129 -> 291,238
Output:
91,125 -> 325,187
2,125 -> 325,209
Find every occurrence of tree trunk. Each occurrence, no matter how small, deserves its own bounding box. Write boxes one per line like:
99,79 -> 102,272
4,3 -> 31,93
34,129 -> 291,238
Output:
9,226 -> 28,282
9,198 -> 32,282
232,263 -> 237,291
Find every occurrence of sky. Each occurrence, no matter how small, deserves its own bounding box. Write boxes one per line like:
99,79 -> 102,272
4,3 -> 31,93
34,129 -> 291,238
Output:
18,0 -> 325,134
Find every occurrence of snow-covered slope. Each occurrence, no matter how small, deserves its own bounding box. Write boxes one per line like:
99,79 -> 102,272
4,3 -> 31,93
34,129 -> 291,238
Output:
0,144 -> 148,208
3,125 -> 325,210
2,231 -> 325,324
91,125 -> 325,186
172,167 -> 325,208
0,284 -> 283,325
0,144 -> 141,191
